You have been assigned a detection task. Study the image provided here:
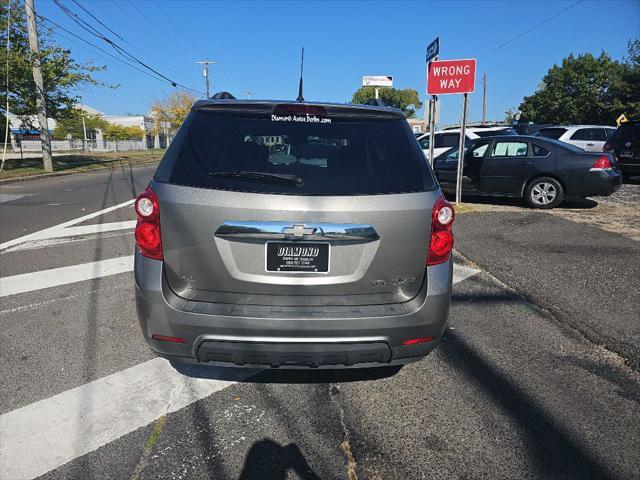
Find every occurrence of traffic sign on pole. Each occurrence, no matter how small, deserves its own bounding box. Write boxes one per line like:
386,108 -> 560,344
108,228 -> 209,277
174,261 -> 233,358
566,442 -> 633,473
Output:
426,37 -> 439,64
427,59 -> 477,95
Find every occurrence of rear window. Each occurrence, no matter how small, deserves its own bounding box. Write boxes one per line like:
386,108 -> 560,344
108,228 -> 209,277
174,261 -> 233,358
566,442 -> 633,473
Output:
474,128 -> 518,137
611,124 -> 640,142
537,128 -> 568,139
156,107 -> 436,195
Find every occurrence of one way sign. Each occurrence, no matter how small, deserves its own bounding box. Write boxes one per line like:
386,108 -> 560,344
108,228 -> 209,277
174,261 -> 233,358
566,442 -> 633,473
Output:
427,58 -> 477,95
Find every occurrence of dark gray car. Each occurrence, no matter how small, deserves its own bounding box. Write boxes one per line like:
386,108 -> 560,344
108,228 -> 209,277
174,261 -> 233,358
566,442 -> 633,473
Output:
134,99 -> 455,369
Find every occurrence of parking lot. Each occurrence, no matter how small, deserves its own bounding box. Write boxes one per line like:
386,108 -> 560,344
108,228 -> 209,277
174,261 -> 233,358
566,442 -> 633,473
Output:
1,163 -> 638,479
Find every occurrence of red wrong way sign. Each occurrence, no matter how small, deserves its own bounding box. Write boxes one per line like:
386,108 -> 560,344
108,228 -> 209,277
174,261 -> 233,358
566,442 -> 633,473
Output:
427,59 -> 477,95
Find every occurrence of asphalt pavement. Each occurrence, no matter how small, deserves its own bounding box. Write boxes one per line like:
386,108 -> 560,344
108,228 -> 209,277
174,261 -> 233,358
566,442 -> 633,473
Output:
1,164 -> 639,480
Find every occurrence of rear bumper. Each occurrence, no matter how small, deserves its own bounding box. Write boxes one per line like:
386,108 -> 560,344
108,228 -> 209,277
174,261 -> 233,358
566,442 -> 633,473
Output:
134,252 -> 453,369
617,162 -> 640,176
572,169 -> 622,197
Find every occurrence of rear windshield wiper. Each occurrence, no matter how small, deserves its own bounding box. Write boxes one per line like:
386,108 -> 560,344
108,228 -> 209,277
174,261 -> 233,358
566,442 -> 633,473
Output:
209,171 -> 304,186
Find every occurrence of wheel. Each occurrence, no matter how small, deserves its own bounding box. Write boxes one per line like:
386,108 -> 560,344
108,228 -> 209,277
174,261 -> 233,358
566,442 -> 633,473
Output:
524,177 -> 564,209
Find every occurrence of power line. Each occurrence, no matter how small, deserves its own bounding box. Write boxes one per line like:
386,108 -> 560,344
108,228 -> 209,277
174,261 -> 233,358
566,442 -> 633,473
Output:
152,0 -> 201,53
481,0 -> 585,57
52,29 -> 170,84
70,0 -> 123,40
50,0 -> 203,95
35,12 -> 168,85
69,0 -> 191,82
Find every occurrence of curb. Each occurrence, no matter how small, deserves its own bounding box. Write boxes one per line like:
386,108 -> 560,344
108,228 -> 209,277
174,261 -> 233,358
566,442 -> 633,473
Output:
0,158 -> 160,185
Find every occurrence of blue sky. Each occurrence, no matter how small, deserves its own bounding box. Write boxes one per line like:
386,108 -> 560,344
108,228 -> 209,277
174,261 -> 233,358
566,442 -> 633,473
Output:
38,0 -> 640,125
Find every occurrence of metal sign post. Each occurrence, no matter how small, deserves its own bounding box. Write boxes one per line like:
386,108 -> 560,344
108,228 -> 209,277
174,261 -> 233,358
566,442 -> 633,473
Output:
428,95 -> 437,166
455,92 -> 469,205
425,41 -> 439,166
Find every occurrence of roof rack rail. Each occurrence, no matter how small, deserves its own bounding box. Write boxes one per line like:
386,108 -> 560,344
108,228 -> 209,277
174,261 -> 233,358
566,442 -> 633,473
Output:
211,91 -> 237,100
362,98 -> 387,107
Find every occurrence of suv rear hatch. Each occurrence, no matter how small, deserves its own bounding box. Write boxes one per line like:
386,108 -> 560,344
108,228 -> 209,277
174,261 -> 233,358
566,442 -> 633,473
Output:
153,101 -> 440,307
609,123 -> 640,165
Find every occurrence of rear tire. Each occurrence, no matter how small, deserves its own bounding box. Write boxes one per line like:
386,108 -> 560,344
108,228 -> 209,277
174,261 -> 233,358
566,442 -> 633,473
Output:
524,177 -> 564,209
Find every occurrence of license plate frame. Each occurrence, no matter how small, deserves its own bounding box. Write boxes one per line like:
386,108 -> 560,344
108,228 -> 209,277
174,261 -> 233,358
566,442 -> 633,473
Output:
265,241 -> 330,273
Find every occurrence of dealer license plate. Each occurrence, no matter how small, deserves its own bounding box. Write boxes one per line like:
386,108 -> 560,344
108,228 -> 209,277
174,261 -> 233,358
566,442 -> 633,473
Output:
266,242 -> 329,273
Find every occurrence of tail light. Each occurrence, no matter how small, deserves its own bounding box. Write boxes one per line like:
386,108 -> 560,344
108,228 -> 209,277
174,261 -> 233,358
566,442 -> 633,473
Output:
427,196 -> 455,266
590,155 -> 613,172
134,186 -> 163,260
603,142 -> 613,152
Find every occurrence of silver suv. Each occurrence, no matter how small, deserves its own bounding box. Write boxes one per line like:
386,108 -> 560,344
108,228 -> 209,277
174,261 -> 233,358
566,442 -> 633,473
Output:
134,99 -> 455,369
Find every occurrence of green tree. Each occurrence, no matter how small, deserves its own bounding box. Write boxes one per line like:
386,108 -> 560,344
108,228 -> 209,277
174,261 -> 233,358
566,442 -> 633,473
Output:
351,87 -> 423,118
53,109 -> 109,138
610,39 -> 640,120
0,0 -> 104,125
512,40 -> 639,125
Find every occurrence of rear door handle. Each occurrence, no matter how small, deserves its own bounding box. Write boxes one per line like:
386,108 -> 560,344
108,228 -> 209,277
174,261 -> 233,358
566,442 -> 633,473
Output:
520,161 -> 533,165
586,143 -> 595,146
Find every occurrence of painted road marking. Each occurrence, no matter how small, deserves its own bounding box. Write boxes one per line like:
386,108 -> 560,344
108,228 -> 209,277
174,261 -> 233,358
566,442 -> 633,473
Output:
0,193 -> 35,204
453,263 -> 482,284
0,256 -> 134,297
0,358 -> 256,480
0,198 -> 135,252
1,221 -> 137,253
1,229 -> 133,253
0,263 -> 480,479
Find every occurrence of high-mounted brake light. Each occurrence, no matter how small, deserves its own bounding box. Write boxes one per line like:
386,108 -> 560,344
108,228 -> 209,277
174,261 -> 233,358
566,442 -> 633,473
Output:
273,103 -> 328,118
590,155 -> 613,172
134,186 -> 163,260
427,196 -> 455,266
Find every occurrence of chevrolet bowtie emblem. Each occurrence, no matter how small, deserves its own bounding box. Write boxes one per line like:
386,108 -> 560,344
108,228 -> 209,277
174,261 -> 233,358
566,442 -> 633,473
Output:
282,224 -> 316,239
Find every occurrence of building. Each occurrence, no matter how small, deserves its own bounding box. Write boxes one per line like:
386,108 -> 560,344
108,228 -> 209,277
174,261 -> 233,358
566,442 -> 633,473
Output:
407,118 -> 427,134
6,104 -> 163,151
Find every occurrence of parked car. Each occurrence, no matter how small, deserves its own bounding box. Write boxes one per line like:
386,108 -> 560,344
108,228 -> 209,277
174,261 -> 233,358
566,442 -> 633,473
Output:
134,97 -> 455,369
512,123 -> 552,136
604,121 -> 640,179
433,135 -> 622,208
535,125 -> 615,152
418,125 -> 517,159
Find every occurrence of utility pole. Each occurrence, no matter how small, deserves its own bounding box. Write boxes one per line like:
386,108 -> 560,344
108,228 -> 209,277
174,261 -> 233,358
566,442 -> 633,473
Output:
25,0 -> 53,171
244,91 -> 254,99
195,59 -> 216,98
78,96 -> 88,151
482,71 -> 487,125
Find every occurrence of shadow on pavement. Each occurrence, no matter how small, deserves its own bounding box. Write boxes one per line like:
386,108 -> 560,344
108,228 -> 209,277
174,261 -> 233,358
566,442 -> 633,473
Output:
439,333 -> 615,479
239,439 -> 321,480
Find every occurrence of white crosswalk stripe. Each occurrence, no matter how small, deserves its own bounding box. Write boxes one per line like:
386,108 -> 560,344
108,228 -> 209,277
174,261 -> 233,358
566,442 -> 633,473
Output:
0,256 -> 135,297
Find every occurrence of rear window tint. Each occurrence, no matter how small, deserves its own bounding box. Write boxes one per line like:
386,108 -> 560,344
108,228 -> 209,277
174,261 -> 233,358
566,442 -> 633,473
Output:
537,128 -> 567,139
612,124 -> 640,142
440,134 -> 459,148
474,128 -> 518,137
156,108 -> 436,195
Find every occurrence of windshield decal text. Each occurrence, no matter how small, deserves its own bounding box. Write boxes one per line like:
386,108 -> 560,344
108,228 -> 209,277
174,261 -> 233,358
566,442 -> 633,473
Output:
271,114 -> 331,124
